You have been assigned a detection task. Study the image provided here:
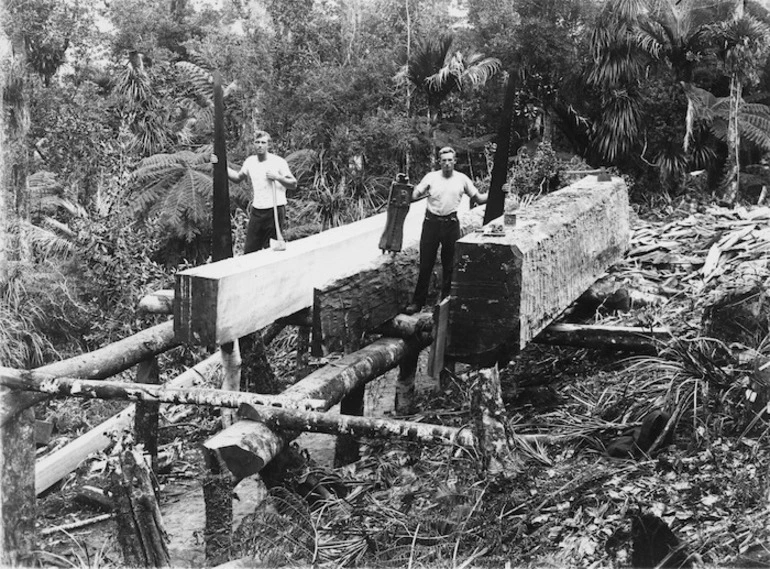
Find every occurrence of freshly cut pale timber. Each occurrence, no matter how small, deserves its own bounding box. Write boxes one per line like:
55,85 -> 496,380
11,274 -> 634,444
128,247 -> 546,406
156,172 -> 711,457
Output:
138,289 -> 174,314
376,312 -> 435,339
204,335 -> 430,479
175,199 -> 430,346
34,353 -> 223,495
534,323 -> 670,354
0,367 -> 326,411
1,320 -> 179,424
449,177 -> 630,364
314,204 -> 486,353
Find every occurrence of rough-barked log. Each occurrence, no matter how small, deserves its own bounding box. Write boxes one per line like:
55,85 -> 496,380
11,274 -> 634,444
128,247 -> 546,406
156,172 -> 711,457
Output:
449,177 -> 630,364
175,200 -> 430,346
0,367 -> 325,411
1,320 -> 179,424
314,205 -> 486,353
204,335 -> 431,480
34,353 -> 222,495
533,323 -> 670,354
1,407 -> 35,567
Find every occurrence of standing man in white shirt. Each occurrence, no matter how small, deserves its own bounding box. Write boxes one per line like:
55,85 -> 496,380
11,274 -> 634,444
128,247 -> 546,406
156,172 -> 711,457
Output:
223,130 -> 297,252
406,146 -> 488,314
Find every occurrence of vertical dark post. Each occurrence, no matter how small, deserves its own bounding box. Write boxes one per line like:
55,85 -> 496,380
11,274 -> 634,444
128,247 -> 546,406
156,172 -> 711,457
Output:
484,69 -> 518,224
134,356 -> 160,473
295,309 -> 312,381
209,70 -> 236,560
335,384 -> 365,467
395,338 -> 420,416
212,69 -> 233,264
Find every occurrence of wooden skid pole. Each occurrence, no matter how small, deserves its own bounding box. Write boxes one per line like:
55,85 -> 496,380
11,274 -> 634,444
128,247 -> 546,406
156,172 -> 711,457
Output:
0,367 -> 325,411
204,336 -> 428,479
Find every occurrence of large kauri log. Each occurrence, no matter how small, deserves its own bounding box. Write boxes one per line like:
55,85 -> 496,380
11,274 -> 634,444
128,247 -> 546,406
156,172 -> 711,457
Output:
175,200 -> 430,346
449,176 -> 630,364
314,204 -> 485,353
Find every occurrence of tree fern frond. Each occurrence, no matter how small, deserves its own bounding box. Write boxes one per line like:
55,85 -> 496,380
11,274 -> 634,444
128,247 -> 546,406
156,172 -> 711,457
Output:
175,61 -> 214,104
739,115 -> 770,151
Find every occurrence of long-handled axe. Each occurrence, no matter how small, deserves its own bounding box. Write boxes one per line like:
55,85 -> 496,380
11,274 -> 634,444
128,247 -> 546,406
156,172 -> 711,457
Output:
270,181 -> 286,251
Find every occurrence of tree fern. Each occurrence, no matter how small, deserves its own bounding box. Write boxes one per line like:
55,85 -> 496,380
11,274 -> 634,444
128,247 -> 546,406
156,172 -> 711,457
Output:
684,83 -> 770,152
128,145 -> 250,243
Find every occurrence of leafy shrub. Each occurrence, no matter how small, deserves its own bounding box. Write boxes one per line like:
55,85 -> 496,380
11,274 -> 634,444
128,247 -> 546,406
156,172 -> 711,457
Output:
510,140 -> 560,195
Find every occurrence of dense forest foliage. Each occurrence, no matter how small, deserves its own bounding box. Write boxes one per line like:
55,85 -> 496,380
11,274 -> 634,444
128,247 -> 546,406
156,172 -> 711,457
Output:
2,0 -> 770,367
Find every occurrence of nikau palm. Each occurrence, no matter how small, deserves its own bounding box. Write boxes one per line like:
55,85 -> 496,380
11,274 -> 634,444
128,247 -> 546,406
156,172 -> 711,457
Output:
397,33 -> 500,149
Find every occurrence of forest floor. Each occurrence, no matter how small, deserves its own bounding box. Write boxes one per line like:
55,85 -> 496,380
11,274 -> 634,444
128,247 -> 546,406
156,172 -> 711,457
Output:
33,192 -> 770,569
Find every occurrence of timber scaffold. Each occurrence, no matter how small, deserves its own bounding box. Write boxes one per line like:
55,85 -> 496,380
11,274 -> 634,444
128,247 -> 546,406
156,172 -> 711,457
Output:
2,175 -> 662,567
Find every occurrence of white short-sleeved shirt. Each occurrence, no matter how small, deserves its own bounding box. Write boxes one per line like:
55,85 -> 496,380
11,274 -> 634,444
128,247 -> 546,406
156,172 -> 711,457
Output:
239,153 -> 293,209
413,170 -> 479,216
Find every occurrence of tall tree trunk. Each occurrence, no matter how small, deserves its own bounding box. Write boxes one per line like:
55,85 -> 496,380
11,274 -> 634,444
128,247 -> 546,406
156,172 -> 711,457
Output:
1,5 -> 36,563
720,75 -> 741,206
721,0 -> 745,206
0,4 -> 10,281
1,0 -> 31,268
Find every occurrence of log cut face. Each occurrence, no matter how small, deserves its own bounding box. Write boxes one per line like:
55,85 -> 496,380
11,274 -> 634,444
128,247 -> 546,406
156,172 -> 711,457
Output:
449,176 -> 630,364
175,200 -> 429,346
314,204 -> 486,353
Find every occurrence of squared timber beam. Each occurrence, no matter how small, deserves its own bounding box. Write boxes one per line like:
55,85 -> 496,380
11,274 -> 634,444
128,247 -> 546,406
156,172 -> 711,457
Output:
448,176 -> 630,365
174,200 -> 429,345
313,203 -> 485,353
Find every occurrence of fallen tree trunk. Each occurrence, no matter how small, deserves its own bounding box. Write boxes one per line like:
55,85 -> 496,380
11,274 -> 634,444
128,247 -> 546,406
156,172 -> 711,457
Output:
175,200 -> 430,346
533,323 -> 670,354
1,320 -> 179,424
34,353 -> 222,495
449,177 -> 630,364
0,367 -> 326,410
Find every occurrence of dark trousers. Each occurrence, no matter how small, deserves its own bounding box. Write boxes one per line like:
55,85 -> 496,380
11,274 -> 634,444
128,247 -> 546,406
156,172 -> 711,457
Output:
244,206 -> 286,253
412,211 -> 460,307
